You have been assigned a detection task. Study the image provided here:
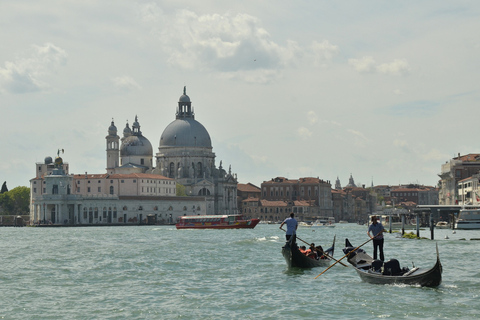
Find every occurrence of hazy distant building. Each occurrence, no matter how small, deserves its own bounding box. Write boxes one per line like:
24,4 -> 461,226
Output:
30,87 -> 237,225
438,153 -> 480,205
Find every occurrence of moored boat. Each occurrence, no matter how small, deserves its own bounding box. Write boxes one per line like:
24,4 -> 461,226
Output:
342,239 -> 442,287
455,209 -> 480,229
175,214 -> 260,229
281,236 -> 335,268
435,221 -> 450,229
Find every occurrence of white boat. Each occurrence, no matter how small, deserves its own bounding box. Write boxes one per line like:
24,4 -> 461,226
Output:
311,218 -> 335,228
298,221 -> 312,227
435,221 -> 450,229
455,209 -> 480,229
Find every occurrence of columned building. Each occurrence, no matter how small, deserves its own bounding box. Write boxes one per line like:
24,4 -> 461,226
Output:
30,87 -> 237,225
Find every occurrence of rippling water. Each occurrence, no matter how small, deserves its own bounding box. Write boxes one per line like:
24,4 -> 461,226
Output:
1,224 -> 479,319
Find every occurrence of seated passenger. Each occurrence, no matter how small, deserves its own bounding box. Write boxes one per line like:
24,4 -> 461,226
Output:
299,246 -> 307,255
306,243 -> 318,260
315,245 -> 326,259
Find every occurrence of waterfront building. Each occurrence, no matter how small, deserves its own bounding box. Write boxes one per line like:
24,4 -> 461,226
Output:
29,87 -> 237,225
457,173 -> 480,206
438,153 -> 480,205
260,176 -> 333,219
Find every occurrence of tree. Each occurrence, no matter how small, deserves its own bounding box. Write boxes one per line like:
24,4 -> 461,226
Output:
0,186 -> 30,215
176,183 -> 187,196
1,181 -> 7,193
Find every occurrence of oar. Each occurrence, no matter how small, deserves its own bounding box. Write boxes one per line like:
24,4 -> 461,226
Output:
280,227 -> 348,267
313,234 -> 378,279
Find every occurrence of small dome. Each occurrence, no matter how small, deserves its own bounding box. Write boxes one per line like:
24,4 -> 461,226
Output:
108,121 -> 117,135
179,94 -> 190,103
123,123 -> 132,137
179,86 -> 190,103
120,135 -> 153,156
45,156 -> 53,164
160,118 -> 211,148
55,156 -> 63,166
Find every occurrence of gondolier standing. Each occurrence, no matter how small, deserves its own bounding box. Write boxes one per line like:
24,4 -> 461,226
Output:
367,215 -> 386,261
280,213 -> 298,242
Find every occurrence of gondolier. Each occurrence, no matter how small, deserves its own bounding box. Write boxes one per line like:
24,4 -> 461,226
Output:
367,215 -> 386,261
280,212 -> 298,242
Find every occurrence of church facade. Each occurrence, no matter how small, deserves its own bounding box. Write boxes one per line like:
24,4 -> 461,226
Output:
29,88 -> 238,225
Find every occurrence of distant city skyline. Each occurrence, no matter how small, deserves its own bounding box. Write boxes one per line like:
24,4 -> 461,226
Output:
1,1 -> 479,189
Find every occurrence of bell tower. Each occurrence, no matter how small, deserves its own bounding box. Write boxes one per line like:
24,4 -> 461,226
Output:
106,119 -> 120,174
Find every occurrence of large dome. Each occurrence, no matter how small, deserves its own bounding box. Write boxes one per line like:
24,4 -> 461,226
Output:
120,135 -> 153,156
160,118 -> 212,148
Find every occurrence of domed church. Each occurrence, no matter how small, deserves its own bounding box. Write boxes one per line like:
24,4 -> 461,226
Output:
107,87 -> 238,215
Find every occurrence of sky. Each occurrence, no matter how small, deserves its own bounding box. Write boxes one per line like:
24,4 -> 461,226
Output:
1,1 -> 479,190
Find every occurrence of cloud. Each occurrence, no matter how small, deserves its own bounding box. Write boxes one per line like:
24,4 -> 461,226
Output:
347,129 -> 369,147
311,40 -> 339,67
297,127 -> 312,139
0,43 -> 67,94
307,111 -> 318,125
376,59 -> 410,76
112,75 -> 141,90
349,56 -> 410,76
139,5 -> 300,83
348,56 -> 376,73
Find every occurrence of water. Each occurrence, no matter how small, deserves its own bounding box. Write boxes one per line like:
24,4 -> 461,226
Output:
1,224 -> 479,319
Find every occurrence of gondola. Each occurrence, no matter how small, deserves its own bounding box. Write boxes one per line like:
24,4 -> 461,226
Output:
342,239 -> 442,287
281,236 -> 335,268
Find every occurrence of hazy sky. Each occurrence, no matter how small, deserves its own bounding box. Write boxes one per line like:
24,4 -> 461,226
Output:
1,1 -> 479,190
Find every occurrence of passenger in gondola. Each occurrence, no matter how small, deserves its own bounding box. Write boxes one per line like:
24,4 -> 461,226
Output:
367,215 -> 386,261
315,245 -> 326,259
299,246 -> 307,255
305,243 -> 319,260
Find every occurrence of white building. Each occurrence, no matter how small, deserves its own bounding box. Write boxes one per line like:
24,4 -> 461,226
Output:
29,87 -> 237,225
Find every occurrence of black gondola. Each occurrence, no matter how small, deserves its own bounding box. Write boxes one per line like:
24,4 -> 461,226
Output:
281,236 -> 335,268
342,239 -> 442,287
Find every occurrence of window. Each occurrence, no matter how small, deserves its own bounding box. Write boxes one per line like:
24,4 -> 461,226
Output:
109,186 -> 114,194
98,187 -> 101,192
121,180 -> 124,183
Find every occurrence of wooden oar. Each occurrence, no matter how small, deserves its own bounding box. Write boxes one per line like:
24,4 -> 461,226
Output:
313,234 -> 377,279
279,227 -> 348,267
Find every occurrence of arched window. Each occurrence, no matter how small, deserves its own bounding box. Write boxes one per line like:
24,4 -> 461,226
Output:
198,188 -> 210,196
169,162 -> 175,178
109,186 -> 114,194
196,162 -> 203,178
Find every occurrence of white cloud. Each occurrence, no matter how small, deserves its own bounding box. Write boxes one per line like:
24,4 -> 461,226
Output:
376,59 -> 410,76
348,56 -> 376,73
139,5 -> 300,82
307,111 -> 318,125
297,127 -> 312,139
349,56 -> 410,76
347,129 -> 369,147
112,75 -> 141,90
0,43 -> 67,94
393,139 -> 408,147
311,40 -> 339,67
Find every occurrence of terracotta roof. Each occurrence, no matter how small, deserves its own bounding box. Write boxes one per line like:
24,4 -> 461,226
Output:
243,197 -> 259,202
455,153 -> 480,162
260,200 -> 288,207
237,183 -> 261,192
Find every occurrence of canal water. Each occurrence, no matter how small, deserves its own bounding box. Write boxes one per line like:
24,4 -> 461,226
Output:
1,223 -> 479,319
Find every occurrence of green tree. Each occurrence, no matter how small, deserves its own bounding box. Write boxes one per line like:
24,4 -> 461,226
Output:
0,186 -> 30,215
176,183 -> 187,196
